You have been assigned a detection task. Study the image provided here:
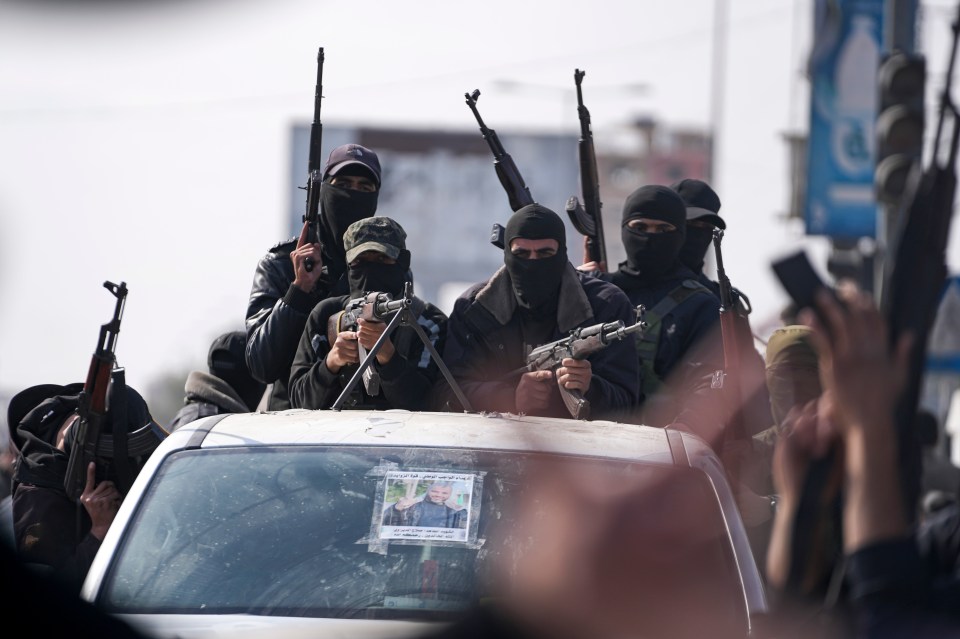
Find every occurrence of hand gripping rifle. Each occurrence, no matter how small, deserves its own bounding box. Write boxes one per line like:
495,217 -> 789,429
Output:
328,292 -> 411,395
465,89 -> 536,249
565,69 -> 608,269
300,47 -> 325,272
332,283 -> 473,412
522,306 -> 646,420
63,281 -> 128,501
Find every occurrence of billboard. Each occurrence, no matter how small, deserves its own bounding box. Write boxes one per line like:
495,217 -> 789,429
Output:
804,0 -> 885,239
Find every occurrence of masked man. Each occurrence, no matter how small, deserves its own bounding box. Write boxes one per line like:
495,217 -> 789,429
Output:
437,203 -> 638,419
288,216 -> 447,410
246,143 -> 382,410
581,184 -> 721,430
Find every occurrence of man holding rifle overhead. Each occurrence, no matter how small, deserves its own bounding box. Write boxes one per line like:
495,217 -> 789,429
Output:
436,204 -> 638,419
245,143 -> 383,411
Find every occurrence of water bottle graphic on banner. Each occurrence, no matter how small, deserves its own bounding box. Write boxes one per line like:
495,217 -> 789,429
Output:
832,15 -> 880,176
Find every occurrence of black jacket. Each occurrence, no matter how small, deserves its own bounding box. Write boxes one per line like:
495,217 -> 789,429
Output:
593,262 -> 721,428
438,263 -> 639,419
288,294 -> 448,411
167,371 -> 251,431
244,238 -> 348,411
11,392 -> 98,593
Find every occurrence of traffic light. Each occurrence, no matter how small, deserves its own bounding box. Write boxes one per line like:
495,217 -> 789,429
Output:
875,51 -> 927,204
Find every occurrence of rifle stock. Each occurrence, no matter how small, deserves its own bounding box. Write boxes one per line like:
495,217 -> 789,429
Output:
301,47 -> 325,272
63,281 -> 128,500
465,89 -> 535,248
565,69 -> 607,269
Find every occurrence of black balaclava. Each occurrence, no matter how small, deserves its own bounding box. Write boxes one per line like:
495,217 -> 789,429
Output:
679,226 -> 714,274
620,185 -> 687,279
671,178 -> 724,274
318,164 -> 380,269
503,204 -> 568,312
348,250 -> 410,298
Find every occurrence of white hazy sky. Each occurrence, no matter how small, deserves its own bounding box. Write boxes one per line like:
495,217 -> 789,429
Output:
1,0 -> 957,404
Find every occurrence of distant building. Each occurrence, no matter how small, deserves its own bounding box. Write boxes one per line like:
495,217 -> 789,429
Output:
289,122 -> 712,310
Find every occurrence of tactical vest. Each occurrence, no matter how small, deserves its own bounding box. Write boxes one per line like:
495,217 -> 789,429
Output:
635,279 -> 713,400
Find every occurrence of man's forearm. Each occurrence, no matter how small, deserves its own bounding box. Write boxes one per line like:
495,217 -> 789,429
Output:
843,416 -> 908,554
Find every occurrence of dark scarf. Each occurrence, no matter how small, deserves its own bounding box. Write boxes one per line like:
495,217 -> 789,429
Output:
318,181 -> 379,278
678,225 -> 714,274
347,250 -> 411,298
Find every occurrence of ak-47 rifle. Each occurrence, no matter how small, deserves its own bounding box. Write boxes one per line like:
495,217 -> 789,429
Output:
522,306 -> 647,420
465,88 -> 536,249
328,292 -> 411,395
711,229 -> 747,443
332,283 -> 473,412
300,47 -> 325,272
63,281 -> 128,501
565,69 -> 608,269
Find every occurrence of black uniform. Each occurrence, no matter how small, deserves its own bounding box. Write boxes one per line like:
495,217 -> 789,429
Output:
167,371 -> 251,431
601,185 -> 722,429
440,204 -> 639,420
441,263 -> 639,419
289,294 -> 448,410
245,178 -> 381,412
10,384 -> 163,593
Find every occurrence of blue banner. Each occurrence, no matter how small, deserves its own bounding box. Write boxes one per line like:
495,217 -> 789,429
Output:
804,0 -> 885,239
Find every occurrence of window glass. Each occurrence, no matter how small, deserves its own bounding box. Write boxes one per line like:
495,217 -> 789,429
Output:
98,446 -> 745,629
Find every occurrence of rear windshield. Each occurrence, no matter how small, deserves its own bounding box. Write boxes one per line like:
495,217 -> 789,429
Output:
97,445 -> 746,629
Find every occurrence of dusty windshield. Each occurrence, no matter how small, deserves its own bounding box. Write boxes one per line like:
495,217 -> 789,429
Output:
97,446 -> 745,626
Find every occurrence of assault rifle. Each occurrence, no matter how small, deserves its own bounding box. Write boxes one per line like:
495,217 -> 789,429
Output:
63,281 -> 128,501
300,47 -> 325,272
711,228 -> 746,443
711,229 -> 771,442
565,69 -> 608,269
523,306 -> 646,420
332,283 -> 473,412
465,88 -> 536,249
328,292 -> 411,395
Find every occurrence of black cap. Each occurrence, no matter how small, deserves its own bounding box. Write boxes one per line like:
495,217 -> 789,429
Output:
322,143 -> 382,187
670,178 -> 725,229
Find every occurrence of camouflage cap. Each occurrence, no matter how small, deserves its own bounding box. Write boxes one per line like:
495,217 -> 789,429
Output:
344,216 -> 407,264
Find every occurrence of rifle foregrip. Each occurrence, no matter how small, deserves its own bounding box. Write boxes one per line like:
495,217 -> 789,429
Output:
63,419 -> 92,500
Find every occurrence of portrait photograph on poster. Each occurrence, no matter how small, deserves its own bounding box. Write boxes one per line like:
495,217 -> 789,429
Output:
379,470 -> 475,543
